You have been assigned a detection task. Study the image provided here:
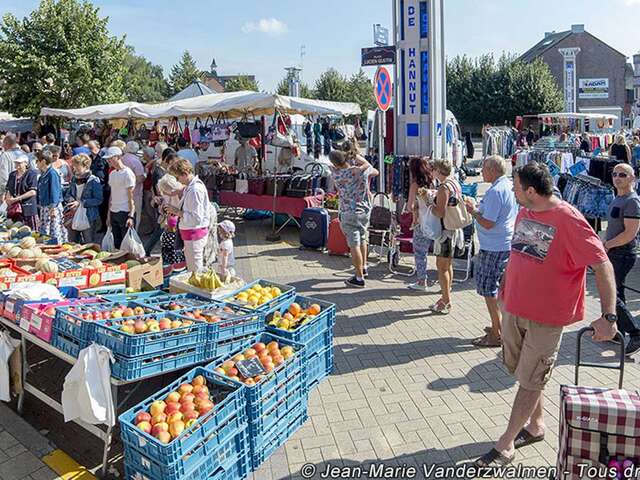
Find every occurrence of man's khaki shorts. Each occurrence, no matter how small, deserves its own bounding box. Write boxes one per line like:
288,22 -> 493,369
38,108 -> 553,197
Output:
502,310 -> 564,391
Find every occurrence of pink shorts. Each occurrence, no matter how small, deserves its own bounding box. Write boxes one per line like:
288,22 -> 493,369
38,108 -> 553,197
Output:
180,227 -> 208,241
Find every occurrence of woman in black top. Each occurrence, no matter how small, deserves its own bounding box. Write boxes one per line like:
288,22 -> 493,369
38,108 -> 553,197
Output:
5,156 -> 38,230
580,133 -> 591,153
609,134 -> 632,163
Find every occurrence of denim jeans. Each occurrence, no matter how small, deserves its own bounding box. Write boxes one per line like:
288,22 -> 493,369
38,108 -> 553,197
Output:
413,225 -> 431,281
608,249 -> 640,338
144,224 -> 163,256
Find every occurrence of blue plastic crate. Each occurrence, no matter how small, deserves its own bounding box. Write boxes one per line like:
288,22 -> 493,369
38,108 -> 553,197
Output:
101,290 -> 168,303
265,296 -> 336,347
119,367 -> 246,465
204,333 -> 256,363
248,382 -> 307,436
94,313 -> 207,357
123,423 -> 248,480
79,284 -> 126,298
307,345 -> 333,390
305,327 -> 334,358
223,280 -> 296,316
55,302 -> 161,344
51,329 -> 86,358
461,183 -> 478,198
136,294 -> 217,313
111,344 -> 205,381
174,301 -> 265,342
250,407 -> 308,471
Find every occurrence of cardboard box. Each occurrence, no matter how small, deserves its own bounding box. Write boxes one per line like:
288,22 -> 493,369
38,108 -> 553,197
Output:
88,263 -> 127,287
0,264 -> 44,291
22,297 -> 104,342
42,267 -> 91,289
104,253 -> 163,291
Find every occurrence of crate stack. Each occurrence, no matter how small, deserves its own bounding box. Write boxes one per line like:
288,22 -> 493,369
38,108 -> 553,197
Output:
209,332 -> 309,472
120,368 -> 250,480
265,296 -> 336,390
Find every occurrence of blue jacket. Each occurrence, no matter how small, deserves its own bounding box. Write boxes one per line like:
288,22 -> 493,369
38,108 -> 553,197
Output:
64,174 -> 103,223
37,166 -> 63,207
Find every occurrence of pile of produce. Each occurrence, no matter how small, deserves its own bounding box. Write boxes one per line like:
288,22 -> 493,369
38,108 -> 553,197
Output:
134,374 -> 214,443
230,284 -> 282,308
109,316 -> 196,334
267,302 -> 321,331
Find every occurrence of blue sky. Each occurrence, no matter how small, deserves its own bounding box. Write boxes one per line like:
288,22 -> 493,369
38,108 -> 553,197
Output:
3,0 -> 640,92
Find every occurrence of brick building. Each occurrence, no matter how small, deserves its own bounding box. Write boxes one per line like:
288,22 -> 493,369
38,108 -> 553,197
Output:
201,58 -> 256,93
520,24 -> 634,125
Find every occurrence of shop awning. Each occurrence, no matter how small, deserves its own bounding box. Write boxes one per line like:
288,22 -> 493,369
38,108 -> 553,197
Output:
40,92 -> 361,121
536,112 -> 618,121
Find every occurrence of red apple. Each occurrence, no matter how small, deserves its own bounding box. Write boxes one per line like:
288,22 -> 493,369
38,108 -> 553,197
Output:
253,342 -> 266,353
155,431 -> 171,444
164,402 -> 181,415
150,401 -> 166,417
177,384 -> 193,395
180,393 -> 195,404
167,412 -> 183,424
151,422 -> 169,436
183,410 -> 198,421
165,392 -> 181,404
136,421 -> 152,434
197,400 -> 214,416
214,367 -> 226,375
221,360 -> 235,371
159,318 -> 171,330
151,413 -> 167,425
192,375 -> 205,387
135,412 -> 152,425
180,402 -> 196,414
192,385 -> 208,395
169,420 -> 185,438
226,367 -> 238,377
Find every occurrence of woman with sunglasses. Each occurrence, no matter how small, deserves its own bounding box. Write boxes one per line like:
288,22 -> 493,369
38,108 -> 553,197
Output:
604,163 -> 640,357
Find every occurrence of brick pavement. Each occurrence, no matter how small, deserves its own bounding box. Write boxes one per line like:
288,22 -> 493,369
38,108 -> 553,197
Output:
231,208 -> 640,480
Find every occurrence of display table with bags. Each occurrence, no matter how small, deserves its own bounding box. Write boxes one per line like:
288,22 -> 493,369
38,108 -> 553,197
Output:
218,191 -> 323,220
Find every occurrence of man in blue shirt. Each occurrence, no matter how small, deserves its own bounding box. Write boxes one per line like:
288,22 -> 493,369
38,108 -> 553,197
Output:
72,133 -> 91,156
465,155 -> 518,348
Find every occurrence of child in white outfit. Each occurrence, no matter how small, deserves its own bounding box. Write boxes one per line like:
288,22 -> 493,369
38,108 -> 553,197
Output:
217,220 -> 236,279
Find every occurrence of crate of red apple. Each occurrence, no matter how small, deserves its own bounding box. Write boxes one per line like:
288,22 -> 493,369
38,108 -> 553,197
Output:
119,367 -> 247,473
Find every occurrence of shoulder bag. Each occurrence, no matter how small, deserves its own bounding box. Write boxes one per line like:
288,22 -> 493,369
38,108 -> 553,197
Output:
235,172 -> 249,194
443,179 -> 472,230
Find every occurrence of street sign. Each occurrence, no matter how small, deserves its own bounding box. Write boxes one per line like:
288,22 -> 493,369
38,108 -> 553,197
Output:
374,67 -> 393,112
361,46 -> 396,67
374,24 -> 389,46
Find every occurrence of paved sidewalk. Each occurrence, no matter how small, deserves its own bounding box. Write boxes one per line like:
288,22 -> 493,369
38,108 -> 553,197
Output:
0,402 -> 58,480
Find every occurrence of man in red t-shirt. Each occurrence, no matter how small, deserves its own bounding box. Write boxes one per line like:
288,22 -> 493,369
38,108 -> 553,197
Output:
475,163 -> 618,468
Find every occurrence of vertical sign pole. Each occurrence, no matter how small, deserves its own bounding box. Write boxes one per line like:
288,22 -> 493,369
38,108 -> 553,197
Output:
559,47 -> 580,113
378,109 -> 385,190
439,0 -> 447,160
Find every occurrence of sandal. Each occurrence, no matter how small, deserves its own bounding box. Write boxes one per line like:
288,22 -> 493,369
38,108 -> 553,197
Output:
474,448 -> 515,467
514,428 -> 545,449
473,333 -> 502,348
429,300 -> 451,315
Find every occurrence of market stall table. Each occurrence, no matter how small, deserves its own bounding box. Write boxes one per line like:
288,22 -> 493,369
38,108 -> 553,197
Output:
218,191 -> 324,233
0,316 -> 204,478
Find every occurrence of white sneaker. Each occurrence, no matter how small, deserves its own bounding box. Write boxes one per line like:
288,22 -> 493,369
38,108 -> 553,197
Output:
408,283 -> 428,292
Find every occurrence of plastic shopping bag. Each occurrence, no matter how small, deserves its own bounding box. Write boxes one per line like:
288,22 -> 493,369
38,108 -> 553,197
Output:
71,204 -> 90,231
419,201 -> 442,240
101,226 -> 115,252
62,344 -> 115,426
120,228 -> 146,258
0,331 -> 17,402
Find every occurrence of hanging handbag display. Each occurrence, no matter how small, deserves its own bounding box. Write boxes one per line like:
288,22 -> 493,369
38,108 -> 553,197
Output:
182,120 -> 191,143
265,175 -> 290,196
236,121 -> 261,139
248,177 -> 266,196
148,121 -> 160,143
191,118 -> 201,145
370,193 -> 393,231
265,112 -> 295,148
286,174 -> 314,198
443,179 -> 473,230
137,123 -> 150,141
207,113 -> 230,142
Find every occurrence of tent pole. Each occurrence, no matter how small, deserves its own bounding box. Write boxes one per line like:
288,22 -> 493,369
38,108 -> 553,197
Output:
266,110 -> 281,242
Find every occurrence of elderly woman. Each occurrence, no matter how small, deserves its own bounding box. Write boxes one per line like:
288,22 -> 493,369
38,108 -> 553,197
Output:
164,158 -> 211,273
64,154 -> 103,243
121,141 -> 145,228
5,155 -> 38,230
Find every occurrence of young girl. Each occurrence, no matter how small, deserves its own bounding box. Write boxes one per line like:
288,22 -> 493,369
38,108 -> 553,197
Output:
157,173 -> 186,267
216,220 -> 236,280
36,150 -> 68,244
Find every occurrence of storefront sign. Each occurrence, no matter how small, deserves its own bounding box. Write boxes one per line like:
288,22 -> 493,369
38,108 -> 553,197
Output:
579,78 -> 609,99
373,24 -> 389,46
559,48 -> 580,113
361,46 -> 396,66
401,0 -> 420,135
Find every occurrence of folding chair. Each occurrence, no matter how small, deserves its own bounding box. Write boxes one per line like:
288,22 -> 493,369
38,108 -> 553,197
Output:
452,222 -> 476,282
389,212 -> 416,277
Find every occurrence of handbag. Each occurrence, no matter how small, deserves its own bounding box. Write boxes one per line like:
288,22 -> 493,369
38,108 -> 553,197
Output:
248,177 -> 266,196
220,174 -> 236,191
370,193 -> 393,231
208,113 -> 230,142
235,173 -> 249,194
148,121 -> 160,143
191,118 -> 201,145
266,112 -> 295,148
182,120 -> 191,143
286,174 -> 314,198
443,179 -> 472,230
7,201 -> 22,221
236,121 -> 261,139
265,176 -> 289,196
418,200 -> 442,240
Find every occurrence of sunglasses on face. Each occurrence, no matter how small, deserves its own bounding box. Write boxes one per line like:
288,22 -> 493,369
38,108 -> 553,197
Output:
612,172 -> 629,178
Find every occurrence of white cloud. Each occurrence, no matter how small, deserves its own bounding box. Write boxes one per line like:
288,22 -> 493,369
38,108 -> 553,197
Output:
625,0 -> 640,5
241,18 -> 288,36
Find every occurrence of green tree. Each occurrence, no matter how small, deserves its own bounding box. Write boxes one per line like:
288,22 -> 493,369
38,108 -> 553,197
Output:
122,46 -> 170,102
347,69 -> 376,116
314,68 -> 349,102
224,75 -> 260,92
446,53 -> 563,126
0,0 -> 127,117
169,50 -> 202,95
275,75 -> 313,98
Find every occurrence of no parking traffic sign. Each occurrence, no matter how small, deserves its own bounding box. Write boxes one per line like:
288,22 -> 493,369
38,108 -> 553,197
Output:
374,66 -> 392,112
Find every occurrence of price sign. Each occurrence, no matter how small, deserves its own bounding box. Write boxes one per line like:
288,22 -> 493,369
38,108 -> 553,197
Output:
236,358 -> 266,378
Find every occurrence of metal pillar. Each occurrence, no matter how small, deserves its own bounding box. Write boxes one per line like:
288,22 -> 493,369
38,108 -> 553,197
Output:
559,47 -> 580,113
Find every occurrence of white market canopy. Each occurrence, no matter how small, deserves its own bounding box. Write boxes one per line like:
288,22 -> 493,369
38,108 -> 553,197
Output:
536,112 -> 618,121
40,92 -> 361,121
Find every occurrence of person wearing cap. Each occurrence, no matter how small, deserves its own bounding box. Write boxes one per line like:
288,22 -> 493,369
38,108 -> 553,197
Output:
105,146 -> 136,249
5,154 -> 38,230
216,220 -> 236,279
0,133 -> 29,197
164,158 -> 211,273
122,141 -> 145,229
36,150 -> 67,244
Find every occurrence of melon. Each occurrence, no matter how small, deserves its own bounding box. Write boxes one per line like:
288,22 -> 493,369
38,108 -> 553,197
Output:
7,246 -> 22,258
41,261 -> 58,273
88,260 -> 103,269
125,260 -> 141,269
19,236 -> 36,249
13,222 -> 23,229
19,249 -> 34,259
31,247 -> 43,258
95,251 -> 110,260
84,249 -> 98,259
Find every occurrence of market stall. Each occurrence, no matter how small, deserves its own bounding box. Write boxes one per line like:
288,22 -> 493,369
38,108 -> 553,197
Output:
0,220 -> 336,479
